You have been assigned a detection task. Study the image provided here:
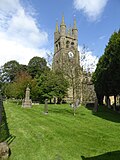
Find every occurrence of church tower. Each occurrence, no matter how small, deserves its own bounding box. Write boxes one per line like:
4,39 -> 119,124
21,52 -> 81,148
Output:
52,16 -> 80,71
52,16 -> 81,101
52,16 -> 96,103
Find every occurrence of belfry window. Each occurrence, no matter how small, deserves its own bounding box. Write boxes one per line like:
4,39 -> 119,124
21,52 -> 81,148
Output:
56,44 -> 58,51
58,42 -> 60,49
71,42 -> 74,48
66,41 -> 70,48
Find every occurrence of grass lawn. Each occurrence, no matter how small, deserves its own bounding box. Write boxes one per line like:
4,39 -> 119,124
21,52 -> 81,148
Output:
4,101 -> 120,160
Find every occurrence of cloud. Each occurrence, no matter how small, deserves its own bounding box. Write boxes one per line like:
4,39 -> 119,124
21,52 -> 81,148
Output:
73,0 -> 109,21
99,35 -> 106,40
78,45 -> 99,72
0,0 -> 49,66
0,35 -> 50,65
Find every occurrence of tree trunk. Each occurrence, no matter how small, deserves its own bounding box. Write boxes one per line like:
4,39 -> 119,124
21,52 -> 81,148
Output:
57,97 -> 62,104
107,97 -> 111,108
114,95 -> 116,111
97,94 -> 104,105
72,77 -> 75,103
105,95 -> 109,107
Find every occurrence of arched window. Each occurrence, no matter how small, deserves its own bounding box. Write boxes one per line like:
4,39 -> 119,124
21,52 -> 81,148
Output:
71,42 -> 74,48
56,44 -> 58,51
58,42 -> 60,49
66,41 -> 70,48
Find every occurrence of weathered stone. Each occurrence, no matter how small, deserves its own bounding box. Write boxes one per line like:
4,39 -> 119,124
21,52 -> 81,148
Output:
44,99 -> 48,114
0,142 -> 9,159
22,85 -> 32,108
74,99 -> 80,108
93,98 -> 98,112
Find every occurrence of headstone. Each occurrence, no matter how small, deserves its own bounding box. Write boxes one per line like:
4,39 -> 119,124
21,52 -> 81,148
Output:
75,99 -> 80,107
93,98 -> 98,112
0,142 -> 9,159
70,99 -> 80,116
44,99 -> 48,114
69,103 -> 74,108
22,85 -> 32,108
70,99 -> 80,108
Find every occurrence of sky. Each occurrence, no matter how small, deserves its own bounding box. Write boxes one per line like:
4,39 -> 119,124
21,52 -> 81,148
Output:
0,0 -> 120,71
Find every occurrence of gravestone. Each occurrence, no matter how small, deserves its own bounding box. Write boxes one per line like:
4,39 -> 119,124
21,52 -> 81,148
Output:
22,86 -> 32,108
44,99 -> 48,114
0,142 -> 9,159
75,99 -> 80,107
93,98 -> 98,112
70,99 -> 80,116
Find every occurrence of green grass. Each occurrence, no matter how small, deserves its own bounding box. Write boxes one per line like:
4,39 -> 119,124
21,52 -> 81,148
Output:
3,101 -> 120,160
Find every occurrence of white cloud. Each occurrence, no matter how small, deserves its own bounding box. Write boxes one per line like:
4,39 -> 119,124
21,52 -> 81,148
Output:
99,35 -> 106,40
78,45 -> 98,72
0,35 -> 50,66
0,0 -> 49,66
0,0 -> 20,12
73,0 -> 108,21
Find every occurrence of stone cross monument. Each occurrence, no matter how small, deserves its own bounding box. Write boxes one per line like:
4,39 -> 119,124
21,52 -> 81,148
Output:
22,85 -> 32,108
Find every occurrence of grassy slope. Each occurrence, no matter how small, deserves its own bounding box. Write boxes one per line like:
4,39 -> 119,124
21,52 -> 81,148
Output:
4,102 -> 120,160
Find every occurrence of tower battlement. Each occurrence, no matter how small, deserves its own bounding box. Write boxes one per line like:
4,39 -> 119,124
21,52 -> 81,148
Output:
53,16 -> 79,71
54,15 -> 78,42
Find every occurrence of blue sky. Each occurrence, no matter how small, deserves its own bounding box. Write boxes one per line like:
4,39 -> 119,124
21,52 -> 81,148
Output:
0,0 -> 120,70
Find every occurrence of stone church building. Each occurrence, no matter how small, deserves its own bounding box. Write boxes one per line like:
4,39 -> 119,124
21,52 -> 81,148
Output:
52,16 -> 96,104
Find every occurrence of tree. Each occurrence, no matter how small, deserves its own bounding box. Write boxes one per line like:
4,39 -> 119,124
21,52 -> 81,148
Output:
46,52 -> 54,68
1,60 -> 20,82
93,30 -> 120,106
92,54 -> 107,104
58,54 -> 81,104
4,72 -> 39,100
80,44 -> 98,73
37,70 -> 69,103
28,56 -> 50,78
19,64 -> 28,73
0,67 -> 3,90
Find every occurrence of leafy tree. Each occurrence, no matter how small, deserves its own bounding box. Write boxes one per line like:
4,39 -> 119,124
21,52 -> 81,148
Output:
4,72 -> 39,100
1,60 -> 20,82
37,70 -> 69,103
80,44 -> 98,73
0,67 -> 3,90
92,54 -> 107,104
58,55 -> 81,103
19,64 -> 28,73
93,30 -> 120,105
28,56 -> 50,78
46,52 -> 54,68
